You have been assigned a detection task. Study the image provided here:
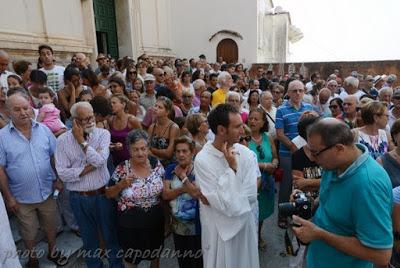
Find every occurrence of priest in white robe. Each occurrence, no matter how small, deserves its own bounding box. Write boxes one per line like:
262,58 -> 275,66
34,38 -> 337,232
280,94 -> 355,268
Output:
194,103 -> 259,268
0,192 -> 21,268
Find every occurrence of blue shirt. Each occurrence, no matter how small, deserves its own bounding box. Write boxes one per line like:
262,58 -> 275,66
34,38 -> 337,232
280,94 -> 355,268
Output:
0,121 -> 56,204
307,144 -> 393,268
275,101 -> 313,156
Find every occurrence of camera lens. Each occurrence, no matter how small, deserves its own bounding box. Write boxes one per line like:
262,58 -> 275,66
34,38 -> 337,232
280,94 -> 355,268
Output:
278,202 -> 297,218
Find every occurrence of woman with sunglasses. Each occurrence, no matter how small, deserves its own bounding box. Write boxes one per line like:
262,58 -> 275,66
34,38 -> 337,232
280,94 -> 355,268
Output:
328,97 -> 343,118
247,107 -> 278,250
125,66 -> 138,92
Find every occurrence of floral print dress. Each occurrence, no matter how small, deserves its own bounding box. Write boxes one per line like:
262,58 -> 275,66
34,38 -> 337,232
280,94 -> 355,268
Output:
110,158 -> 164,212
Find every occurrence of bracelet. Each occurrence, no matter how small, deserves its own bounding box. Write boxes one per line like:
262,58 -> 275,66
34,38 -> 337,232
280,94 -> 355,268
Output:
181,177 -> 189,184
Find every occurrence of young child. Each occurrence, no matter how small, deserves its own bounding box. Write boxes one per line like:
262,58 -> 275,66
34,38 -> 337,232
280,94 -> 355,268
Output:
78,89 -> 94,102
37,87 -> 66,136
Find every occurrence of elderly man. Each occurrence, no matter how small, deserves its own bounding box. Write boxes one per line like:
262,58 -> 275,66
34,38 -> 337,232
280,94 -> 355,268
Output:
326,79 -> 339,98
56,102 -> 123,268
38,45 -> 65,92
276,80 -> 313,227
314,88 -> 332,117
293,118 -> 392,268
192,79 -> 206,107
0,93 -> 66,267
195,104 -> 259,268
140,74 -> 157,110
337,95 -> 358,129
152,67 -> 165,91
339,76 -> 365,100
211,71 -> 233,107
0,50 -> 14,92
74,52 -> 89,71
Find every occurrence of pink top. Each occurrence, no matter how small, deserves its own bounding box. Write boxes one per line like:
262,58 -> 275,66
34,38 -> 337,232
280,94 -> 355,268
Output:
39,103 -> 63,132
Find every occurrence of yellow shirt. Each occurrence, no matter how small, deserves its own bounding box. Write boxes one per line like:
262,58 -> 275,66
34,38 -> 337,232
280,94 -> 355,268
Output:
211,88 -> 227,107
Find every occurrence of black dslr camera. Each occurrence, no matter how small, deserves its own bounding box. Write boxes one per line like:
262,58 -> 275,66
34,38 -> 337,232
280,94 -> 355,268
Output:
278,192 -> 313,220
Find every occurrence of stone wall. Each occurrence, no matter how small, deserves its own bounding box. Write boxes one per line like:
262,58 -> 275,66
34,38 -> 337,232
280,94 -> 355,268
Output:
250,60 -> 400,80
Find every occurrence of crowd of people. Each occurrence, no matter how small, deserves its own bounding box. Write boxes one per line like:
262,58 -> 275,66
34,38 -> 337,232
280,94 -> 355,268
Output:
0,45 -> 399,268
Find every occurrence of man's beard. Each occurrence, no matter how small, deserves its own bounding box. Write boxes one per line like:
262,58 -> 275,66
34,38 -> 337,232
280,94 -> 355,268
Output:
83,123 -> 95,134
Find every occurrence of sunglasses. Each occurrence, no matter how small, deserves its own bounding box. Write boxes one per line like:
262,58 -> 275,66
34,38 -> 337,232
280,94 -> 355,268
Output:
239,136 -> 251,143
129,71 -> 137,75
256,145 -> 265,160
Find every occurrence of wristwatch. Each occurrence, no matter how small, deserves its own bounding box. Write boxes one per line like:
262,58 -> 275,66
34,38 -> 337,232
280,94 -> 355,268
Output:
80,141 -> 88,150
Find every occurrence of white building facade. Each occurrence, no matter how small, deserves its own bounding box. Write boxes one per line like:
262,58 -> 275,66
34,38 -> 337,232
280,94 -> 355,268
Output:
0,0 -> 301,66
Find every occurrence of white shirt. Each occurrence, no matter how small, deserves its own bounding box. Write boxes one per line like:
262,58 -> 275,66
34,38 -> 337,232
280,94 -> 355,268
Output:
339,89 -> 365,100
40,65 -> 65,92
0,70 -> 14,92
0,192 -> 21,267
194,142 -> 259,268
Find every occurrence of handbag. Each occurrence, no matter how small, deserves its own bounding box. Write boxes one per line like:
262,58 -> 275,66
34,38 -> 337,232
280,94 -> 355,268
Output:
273,167 -> 284,182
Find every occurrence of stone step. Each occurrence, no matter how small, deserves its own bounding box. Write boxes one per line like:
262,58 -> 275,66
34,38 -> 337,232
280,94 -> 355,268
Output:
18,230 -> 83,268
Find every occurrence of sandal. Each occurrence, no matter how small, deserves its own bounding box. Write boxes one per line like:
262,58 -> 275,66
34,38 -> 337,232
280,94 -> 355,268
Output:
48,250 -> 68,266
278,216 -> 288,229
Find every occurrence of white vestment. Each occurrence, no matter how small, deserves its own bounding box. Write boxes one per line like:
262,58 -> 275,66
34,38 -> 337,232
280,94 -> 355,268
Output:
194,142 -> 260,268
0,192 -> 21,268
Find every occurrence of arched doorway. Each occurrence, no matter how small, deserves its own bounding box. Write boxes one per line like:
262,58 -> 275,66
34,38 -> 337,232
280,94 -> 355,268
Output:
217,39 -> 238,63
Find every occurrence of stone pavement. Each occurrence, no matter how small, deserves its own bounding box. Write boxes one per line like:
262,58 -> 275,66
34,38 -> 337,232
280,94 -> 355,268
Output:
73,194 -> 296,268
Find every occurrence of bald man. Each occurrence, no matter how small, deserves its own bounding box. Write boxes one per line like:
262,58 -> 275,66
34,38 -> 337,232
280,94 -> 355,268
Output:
0,50 -> 14,92
337,95 -> 358,129
315,88 -> 332,117
0,94 -> 66,266
74,52 -> 89,71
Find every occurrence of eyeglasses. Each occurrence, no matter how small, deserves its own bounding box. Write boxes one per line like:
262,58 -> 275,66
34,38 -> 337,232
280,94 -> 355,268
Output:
129,71 -> 136,75
309,143 -> 336,157
76,115 -> 95,124
329,105 -> 339,109
256,145 -> 265,160
239,136 -> 251,143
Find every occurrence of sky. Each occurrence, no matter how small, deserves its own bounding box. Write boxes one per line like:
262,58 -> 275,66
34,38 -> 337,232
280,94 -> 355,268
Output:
273,0 -> 399,62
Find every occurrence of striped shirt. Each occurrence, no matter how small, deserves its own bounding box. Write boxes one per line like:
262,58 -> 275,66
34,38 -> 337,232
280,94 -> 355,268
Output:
55,128 -> 111,192
275,100 -> 313,157
0,120 -> 56,204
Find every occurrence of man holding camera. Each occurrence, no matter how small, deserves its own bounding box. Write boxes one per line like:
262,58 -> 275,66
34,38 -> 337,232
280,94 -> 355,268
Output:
292,118 -> 393,268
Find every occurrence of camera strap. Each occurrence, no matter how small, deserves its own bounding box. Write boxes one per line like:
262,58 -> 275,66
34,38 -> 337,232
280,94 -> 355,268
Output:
284,229 -> 301,256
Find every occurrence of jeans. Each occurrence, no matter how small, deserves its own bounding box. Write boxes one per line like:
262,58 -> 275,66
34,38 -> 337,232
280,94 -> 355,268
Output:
70,191 -> 123,268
